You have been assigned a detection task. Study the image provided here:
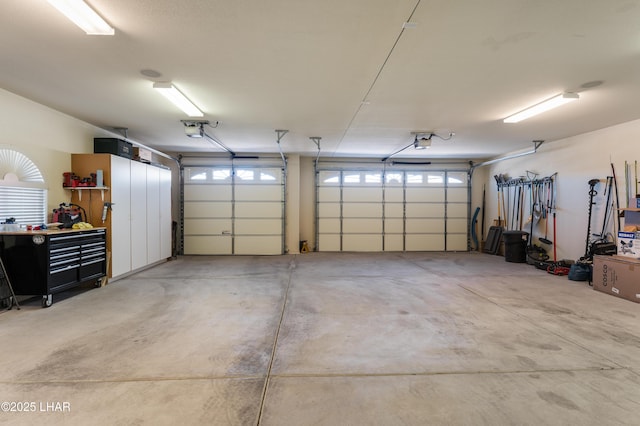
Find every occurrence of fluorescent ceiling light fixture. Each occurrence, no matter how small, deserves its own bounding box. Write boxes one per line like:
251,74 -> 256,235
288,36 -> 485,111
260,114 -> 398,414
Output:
153,82 -> 204,117
504,92 -> 579,123
47,0 -> 114,35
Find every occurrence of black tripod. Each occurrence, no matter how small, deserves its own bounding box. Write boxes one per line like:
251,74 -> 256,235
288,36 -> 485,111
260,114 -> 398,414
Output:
0,256 -> 20,311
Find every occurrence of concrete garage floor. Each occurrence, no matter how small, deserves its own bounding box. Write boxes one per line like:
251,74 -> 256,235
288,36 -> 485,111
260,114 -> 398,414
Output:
1,252 -> 640,425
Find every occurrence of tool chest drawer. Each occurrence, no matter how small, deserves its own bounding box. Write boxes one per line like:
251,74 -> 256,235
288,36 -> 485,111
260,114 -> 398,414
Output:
79,231 -> 106,281
49,237 -> 81,280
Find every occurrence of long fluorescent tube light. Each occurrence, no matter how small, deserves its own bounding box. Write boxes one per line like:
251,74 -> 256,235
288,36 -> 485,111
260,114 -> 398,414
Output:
153,82 -> 204,117
503,92 -> 579,123
48,0 -> 114,35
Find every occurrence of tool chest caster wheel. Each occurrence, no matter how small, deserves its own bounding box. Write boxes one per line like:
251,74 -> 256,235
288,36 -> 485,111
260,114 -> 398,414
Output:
42,294 -> 52,308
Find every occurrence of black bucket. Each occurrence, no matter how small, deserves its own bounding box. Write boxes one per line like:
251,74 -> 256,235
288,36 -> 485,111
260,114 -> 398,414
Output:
503,231 -> 529,263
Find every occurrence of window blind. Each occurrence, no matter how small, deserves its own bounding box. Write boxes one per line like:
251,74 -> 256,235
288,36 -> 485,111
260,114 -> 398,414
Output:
0,187 -> 47,225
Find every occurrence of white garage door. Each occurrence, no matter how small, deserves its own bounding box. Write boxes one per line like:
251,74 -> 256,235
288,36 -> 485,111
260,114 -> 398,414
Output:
317,168 -> 469,252
182,163 -> 284,255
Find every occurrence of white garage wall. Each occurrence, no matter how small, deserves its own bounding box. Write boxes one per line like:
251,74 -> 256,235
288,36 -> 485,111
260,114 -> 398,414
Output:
478,118 -> 640,262
0,88 -> 98,210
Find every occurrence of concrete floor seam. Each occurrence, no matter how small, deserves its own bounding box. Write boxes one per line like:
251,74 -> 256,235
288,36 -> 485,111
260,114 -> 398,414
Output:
256,255 -> 297,425
0,376 -> 267,385
266,366 -> 623,380
0,366 -> 629,384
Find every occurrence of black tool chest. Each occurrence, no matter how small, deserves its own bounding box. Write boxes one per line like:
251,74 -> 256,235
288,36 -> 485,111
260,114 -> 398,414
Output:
0,228 -> 106,307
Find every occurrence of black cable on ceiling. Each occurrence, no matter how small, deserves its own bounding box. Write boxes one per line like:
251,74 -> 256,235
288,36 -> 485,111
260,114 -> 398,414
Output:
333,0 -> 423,154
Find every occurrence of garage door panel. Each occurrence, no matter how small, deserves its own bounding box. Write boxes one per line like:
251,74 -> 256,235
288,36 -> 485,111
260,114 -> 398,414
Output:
384,188 -> 404,202
448,203 -> 468,217
447,234 -> 468,251
184,202 -> 232,218
318,234 -> 341,251
342,187 -> 382,202
406,203 -> 445,217
406,235 -> 445,251
184,185 -> 232,201
318,203 -> 340,217
406,218 -> 444,233
319,218 -> 341,233
406,187 -> 444,202
235,185 -> 282,201
318,187 -> 341,202
184,235 -> 231,254
235,219 -> 282,235
448,218 -> 468,233
235,236 -> 281,255
384,203 -> 403,217
448,187 -> 468,203
384,234 -> 404,251
384,218 -> 404,233
343,218 -> 382,233
184,219 -> 232,235
342,203 -> 382,218
235,202 -> 282,218
343,235 -> 382,251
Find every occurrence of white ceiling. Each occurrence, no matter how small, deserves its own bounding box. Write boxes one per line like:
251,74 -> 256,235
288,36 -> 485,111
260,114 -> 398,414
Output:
2,0 -> 640,160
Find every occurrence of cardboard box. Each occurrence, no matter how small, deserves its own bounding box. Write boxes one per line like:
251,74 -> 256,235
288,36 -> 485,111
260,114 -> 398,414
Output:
624,198 -> 640,227
617,231 -> 640,259
592,255 -> 640,303
133,147 -> 152,163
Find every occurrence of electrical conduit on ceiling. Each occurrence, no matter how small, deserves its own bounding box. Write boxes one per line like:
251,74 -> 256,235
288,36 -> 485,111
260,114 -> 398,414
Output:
471,140 -> 545,169
332,0 -> 422,155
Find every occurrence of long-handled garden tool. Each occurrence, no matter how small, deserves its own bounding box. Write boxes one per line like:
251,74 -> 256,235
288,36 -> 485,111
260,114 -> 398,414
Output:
611,162 -> 622,227
539,179 -> 553,245
494,175 -> 502,228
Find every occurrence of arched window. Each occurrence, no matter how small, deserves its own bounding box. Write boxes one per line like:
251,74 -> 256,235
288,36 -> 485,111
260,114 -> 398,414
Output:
0,149 -> 47,225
